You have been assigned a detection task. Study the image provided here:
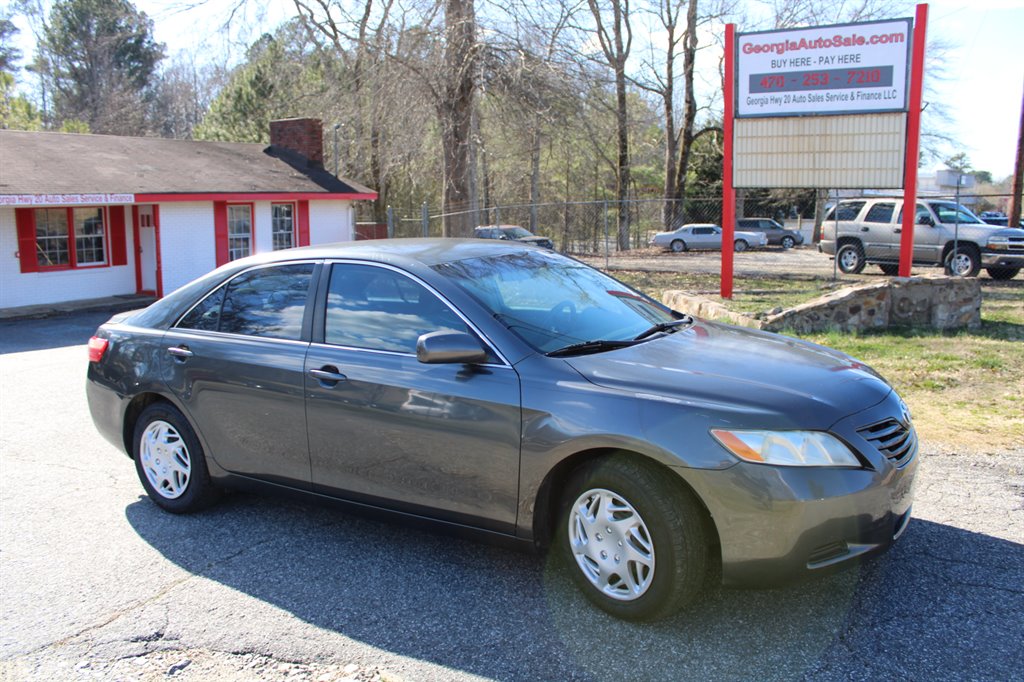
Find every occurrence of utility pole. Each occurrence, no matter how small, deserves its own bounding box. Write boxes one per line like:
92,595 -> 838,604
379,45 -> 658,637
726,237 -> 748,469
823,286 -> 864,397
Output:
1010,81 -> 1024,228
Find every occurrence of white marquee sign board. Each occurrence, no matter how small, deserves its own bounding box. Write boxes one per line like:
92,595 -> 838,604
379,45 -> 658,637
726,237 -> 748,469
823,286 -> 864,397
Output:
737,19 -> 912,117
732,18 -> 913,188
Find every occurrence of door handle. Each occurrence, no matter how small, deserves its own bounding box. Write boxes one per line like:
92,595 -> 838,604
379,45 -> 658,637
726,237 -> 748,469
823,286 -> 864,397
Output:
167,345 -> 193,360
860,227 -> 870,232
309,366 -> 347,384
893,228 -> 902,233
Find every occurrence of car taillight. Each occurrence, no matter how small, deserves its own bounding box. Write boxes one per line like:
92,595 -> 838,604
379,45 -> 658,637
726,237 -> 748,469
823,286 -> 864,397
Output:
88,336 -> 109,363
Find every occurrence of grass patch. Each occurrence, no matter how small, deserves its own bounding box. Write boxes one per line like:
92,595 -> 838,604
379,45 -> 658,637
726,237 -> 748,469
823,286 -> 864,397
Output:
614,268 -> 1024,450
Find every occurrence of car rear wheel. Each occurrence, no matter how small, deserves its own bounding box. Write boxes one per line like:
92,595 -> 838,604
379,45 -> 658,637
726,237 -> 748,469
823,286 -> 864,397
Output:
945,245 -> 981,277
133,403 -> 220,513
781,236 -> 796,249
670,239 -> 686,253
734,239 -> 748,252
836,242 -> 866,274
558,455 -> 708,621
985,266 -> 1020,280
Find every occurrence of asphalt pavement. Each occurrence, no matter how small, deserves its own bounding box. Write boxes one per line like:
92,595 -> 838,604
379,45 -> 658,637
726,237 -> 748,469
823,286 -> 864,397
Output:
0,312 -> 1021,681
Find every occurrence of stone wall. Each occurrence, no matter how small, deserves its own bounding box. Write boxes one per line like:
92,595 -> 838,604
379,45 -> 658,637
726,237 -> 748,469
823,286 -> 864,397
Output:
662,275 -> 982,334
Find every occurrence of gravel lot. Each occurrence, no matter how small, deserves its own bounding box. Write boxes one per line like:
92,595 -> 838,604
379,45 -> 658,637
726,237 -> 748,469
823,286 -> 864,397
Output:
1,312 -> 1021,682
581,243 -> 1023,282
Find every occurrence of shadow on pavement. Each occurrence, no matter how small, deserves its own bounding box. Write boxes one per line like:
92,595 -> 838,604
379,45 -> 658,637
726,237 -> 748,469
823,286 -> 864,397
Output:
0,311 -> 117,354
126,493 -> 1024,681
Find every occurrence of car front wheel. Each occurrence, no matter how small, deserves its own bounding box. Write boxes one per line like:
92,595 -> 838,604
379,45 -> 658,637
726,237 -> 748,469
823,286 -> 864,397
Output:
945,246 -> 981,277
836,242 -> 866,274
670,239 -> 686,253
781,235 -> 796,249
133,403 -> 220,513
559,455 -> 708,621
734,239 -> 748,252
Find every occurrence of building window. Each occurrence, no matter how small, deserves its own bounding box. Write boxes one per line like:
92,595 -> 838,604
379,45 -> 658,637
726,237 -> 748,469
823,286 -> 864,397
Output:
272,203 -> 295,250
227,204 -> 252,261
35,208 -> 70,267
74,208 -> 107,265
33,207 -> 107,269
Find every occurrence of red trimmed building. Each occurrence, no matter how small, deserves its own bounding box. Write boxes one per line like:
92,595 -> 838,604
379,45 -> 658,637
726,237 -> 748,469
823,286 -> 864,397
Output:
0,119 -> 376,311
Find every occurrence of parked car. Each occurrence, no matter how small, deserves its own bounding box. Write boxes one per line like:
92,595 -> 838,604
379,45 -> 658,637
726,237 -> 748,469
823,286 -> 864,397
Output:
737,218 -> 805,249
474,224 -> 553,249
979,211 -> 1009,227
819,198 -> 1024,279
650,223 -> 768,252
87,240 -> 917,621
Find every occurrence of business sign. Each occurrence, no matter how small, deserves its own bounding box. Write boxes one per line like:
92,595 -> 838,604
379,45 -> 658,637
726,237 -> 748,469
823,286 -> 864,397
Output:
737,19 -> 911,117
0,193 -> 136,206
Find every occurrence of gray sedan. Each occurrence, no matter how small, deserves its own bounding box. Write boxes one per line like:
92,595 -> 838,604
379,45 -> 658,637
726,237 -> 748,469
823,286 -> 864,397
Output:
87,240 -> 916,621
650,223 -> 768,252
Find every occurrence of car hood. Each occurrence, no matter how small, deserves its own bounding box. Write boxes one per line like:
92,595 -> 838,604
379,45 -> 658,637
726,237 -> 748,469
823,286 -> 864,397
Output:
563,320 -> 892,429
939,223 -> 1024,239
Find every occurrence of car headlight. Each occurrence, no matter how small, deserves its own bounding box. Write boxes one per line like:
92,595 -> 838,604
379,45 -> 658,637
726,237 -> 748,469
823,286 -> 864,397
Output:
711,429 -> 860,467
986,236 -> 1010,249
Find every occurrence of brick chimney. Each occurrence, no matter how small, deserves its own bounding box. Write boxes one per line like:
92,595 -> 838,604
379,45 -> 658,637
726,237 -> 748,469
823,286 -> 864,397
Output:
269,118 -> 324,168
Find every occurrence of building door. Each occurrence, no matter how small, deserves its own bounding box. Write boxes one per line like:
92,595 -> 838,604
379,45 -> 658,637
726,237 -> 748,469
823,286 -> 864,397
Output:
137,206 -> 158,294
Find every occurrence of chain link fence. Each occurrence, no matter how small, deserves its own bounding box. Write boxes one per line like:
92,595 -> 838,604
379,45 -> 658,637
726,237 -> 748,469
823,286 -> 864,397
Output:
376,192 -> 1020,257
386,198 -> 727,256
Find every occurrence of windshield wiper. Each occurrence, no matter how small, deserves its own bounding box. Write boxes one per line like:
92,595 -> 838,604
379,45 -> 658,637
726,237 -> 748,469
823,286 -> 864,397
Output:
546,339 -> 637,358
632,316 -> 694,341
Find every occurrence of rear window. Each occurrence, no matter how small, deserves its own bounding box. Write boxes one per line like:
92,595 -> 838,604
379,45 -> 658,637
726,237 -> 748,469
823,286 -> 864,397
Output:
826,201 -> 866,221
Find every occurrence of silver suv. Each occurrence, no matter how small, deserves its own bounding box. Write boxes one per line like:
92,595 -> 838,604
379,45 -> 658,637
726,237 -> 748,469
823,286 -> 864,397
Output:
819,198 -> 1024,280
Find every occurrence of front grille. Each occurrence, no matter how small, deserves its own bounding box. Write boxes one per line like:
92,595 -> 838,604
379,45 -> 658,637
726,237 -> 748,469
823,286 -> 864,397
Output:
1006,237 -> 1024,252
858,418 -> 917,466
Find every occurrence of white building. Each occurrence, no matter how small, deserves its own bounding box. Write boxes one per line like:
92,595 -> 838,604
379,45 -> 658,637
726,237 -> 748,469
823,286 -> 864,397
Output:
0,118 -> 376,311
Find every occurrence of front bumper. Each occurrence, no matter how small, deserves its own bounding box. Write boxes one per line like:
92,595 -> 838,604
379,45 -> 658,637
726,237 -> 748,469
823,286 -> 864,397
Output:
678,391 -> 917,586
980,250 -> 1024,267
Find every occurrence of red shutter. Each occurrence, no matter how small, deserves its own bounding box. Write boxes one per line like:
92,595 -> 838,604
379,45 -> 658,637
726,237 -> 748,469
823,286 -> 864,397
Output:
297,200 -> 311,247
109,206 -> 128,266
213,201 -> 229,266
15,208 -> 38,273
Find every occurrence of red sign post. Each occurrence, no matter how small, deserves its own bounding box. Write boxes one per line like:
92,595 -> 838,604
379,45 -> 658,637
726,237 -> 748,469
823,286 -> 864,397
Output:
898,4 -> 929,277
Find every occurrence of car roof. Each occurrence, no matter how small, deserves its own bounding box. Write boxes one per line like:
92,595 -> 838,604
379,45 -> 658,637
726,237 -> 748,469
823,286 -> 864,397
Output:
683,223 -> 720,228
225,237 -> 538,269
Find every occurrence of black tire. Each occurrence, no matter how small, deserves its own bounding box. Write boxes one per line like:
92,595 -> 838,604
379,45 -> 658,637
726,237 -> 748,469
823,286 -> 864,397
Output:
781,236 -> 796,249
836,242 -> 866,274
132,403 -> 220,514
557,454 -> 709,621
985,266 -> 1020,281
734,239 -> 748,252
670,239 -> 686,253
944,245 -> 981,277
879,263 -> 900,276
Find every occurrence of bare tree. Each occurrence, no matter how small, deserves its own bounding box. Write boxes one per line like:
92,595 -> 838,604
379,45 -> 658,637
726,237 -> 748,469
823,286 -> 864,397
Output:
585,0 -> 633,250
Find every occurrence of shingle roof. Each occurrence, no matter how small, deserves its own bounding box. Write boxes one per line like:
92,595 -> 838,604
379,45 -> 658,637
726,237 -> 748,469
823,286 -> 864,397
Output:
0,129 -> 376,197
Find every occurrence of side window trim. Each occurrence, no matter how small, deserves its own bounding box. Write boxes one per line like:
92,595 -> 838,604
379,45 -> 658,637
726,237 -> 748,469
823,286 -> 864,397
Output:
312,260 -> 511,367
174,260 -> 322,342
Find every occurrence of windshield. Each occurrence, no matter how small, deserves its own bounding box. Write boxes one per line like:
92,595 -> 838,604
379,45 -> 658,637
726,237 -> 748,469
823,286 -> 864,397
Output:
433,250 -> 676,353
930,202 -> 982,224
501,227 -> 534,239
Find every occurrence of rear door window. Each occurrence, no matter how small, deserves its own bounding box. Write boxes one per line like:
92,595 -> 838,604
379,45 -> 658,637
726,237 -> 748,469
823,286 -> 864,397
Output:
178,263 -> 314,340
864,203 -> 896,223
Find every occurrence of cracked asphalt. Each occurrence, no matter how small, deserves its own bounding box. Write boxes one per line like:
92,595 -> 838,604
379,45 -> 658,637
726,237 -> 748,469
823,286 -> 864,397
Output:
1,312 -> 1022,681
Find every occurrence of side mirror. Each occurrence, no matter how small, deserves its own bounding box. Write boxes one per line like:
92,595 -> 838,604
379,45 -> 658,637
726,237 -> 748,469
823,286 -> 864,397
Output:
416,331 -> 488,364
918,215 -> 934,226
